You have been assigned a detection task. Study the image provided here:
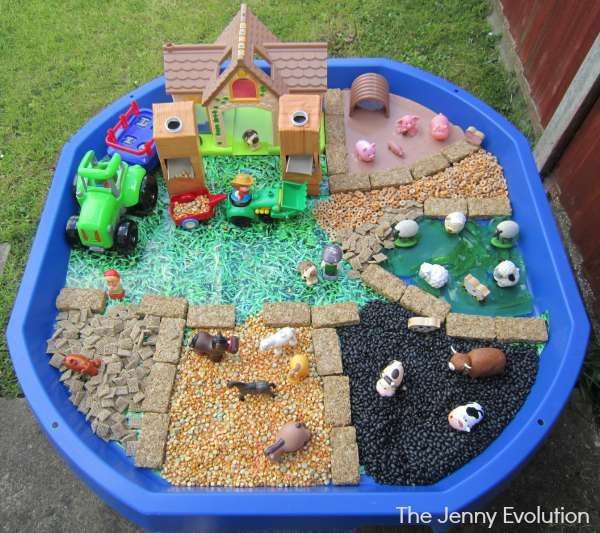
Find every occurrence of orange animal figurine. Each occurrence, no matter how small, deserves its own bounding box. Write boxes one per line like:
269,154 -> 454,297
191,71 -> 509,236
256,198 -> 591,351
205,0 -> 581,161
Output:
64,354 -> 101,376
448,346 -> 506,379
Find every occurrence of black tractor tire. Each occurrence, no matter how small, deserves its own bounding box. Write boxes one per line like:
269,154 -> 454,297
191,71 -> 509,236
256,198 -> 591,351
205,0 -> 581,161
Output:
258,213 -> 274,224
71,176 -> 78,201
114,219 -> 139,255
65,215 -> 82,248
229,216 -> 252,228
129,174 -> 158,216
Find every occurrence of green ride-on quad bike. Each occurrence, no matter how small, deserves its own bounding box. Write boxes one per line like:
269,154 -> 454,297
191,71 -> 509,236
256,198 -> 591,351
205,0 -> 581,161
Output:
225,180 -> 307,227
65,150 -> 157,254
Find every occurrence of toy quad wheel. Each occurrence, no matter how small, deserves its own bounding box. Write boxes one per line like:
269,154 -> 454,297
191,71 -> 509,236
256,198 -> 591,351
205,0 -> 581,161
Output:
65,215 -> 82,247
129,175 -> 158,216
114,219 -> 138,254
229,216 -> 251,228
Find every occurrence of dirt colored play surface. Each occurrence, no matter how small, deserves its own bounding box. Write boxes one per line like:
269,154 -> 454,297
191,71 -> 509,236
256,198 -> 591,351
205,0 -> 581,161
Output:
343,91 -> 464,174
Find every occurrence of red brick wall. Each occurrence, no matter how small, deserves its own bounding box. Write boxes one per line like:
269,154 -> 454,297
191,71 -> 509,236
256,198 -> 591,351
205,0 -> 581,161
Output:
500,0 -> 600,126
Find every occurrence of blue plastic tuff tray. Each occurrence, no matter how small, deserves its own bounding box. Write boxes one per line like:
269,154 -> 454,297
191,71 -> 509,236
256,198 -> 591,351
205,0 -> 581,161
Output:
6,59 -> 590,531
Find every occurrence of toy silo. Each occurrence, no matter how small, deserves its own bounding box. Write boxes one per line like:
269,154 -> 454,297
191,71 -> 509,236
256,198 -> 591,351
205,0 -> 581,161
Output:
278,94 -> 322,196
153,101 -> 205,197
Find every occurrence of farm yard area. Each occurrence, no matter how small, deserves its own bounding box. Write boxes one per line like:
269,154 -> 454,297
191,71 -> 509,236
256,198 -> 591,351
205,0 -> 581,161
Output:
1,1 -> 599,531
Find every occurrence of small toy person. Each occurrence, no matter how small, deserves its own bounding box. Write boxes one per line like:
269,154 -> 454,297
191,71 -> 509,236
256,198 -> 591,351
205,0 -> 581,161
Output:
321,244 -> 343,281
229,173 -> 254,207
103,269 -> 125,300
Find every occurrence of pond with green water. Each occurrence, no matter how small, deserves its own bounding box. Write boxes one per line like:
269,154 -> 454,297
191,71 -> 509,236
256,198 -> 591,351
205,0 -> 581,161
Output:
384,218 -> 533,316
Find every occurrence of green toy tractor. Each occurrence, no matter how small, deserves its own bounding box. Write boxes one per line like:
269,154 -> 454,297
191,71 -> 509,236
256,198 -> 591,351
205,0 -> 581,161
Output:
225,181 -> 308,227
65,150 -> 157,254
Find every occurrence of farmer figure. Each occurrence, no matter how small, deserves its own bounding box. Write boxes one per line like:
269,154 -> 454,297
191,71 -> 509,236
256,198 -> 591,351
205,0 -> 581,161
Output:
229,173 -> 254,207
104,269 -> 125,300
321,244 -> 343,281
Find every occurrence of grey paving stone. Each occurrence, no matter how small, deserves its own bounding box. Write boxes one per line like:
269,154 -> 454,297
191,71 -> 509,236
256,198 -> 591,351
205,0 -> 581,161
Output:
312,302 -> 360,328
312,328 -> 343,376
186,304 -> 235,329
0,243 -> 9,276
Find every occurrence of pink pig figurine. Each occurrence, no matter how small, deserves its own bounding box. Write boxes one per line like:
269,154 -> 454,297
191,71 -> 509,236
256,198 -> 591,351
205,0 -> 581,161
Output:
430,113 -> 450,141
396,114 -> 419,136
355,140 -> 376,162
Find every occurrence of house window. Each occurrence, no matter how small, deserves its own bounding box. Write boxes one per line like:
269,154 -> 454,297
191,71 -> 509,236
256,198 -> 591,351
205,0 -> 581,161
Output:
231,78 -> 257,100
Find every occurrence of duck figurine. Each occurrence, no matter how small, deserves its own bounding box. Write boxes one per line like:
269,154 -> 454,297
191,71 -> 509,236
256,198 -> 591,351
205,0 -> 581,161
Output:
288,353 -> 310,384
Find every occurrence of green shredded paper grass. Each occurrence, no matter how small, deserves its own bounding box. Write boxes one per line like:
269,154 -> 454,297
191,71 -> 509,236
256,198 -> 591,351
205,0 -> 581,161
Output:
66,156 -> 377,320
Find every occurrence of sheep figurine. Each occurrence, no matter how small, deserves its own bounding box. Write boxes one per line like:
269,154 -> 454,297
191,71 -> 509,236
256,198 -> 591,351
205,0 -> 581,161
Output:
491,220 -> 519,249
394,219 -> 419,248
376,360 -> 405,397
493,260 -> 520,287
259,327 -> 297,355
444,211 -> 466,234
418,262 -> 449,289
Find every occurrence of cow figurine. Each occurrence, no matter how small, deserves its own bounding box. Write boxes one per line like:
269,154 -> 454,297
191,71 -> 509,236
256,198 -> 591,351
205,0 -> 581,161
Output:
448,402 -> 484,433
64,354 -> 101,377
264,421 -> 311,461
259,327 -> 297,356
448,346 -> 506,378
190,332 -> 239,363
376,360 -> 404,397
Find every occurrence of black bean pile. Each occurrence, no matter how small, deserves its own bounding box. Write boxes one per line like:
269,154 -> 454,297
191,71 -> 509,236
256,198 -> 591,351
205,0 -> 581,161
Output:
337,300 -> 539,486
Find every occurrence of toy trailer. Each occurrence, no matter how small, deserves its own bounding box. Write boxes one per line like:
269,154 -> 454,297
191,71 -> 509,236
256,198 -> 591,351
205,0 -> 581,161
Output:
105,100 -> 158,171
169,188 -> 227,230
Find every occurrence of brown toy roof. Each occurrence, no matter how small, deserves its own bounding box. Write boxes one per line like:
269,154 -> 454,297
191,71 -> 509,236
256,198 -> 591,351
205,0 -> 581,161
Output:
163,4 -> 327,101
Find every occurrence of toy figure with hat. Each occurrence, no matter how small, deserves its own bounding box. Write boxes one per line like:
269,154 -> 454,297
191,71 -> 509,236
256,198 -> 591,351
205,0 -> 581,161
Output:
104,269 -> 125,300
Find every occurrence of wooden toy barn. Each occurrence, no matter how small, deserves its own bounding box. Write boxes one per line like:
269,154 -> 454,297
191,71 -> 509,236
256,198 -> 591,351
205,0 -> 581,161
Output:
162,3 -> 327,157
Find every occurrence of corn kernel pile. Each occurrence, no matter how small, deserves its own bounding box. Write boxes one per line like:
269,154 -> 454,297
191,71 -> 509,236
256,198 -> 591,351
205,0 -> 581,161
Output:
162,316 -> 332,487
172,195 -> 210,218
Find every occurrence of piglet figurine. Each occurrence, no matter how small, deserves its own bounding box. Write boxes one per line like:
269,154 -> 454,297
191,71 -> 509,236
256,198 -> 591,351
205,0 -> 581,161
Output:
448,402 -> 484,433
64,354 -> 101,376
448,346 -> 506,379
465,126 -> 485,146
387,140 -> 404,158
430,113 -> 450,141
355,140 -> 376,162
396,114 -> 419,136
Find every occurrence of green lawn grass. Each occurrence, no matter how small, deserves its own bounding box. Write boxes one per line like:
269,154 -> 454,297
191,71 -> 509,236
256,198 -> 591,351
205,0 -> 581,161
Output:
0,0 -> 533,397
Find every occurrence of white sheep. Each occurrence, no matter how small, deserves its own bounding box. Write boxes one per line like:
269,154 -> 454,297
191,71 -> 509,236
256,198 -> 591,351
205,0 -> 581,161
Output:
259,327 -> 297,355
419,262 -> 449,289
493,260 -> 520,287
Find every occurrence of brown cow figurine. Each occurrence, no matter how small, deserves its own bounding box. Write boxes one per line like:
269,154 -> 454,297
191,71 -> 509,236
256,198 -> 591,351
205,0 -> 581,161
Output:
264,421 -> 311,462
64,354 -> 101,376
190,331 -> 239,363
448,346 -> 506,379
